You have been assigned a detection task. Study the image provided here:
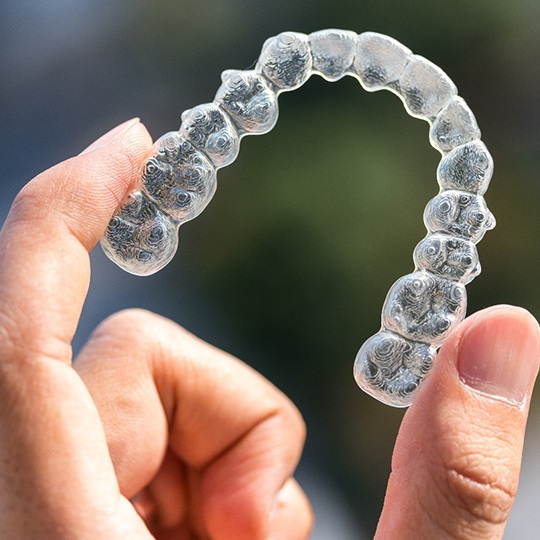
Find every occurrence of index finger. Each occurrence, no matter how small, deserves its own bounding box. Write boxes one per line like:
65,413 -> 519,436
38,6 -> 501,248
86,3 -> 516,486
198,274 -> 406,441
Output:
0,118 -> 152,364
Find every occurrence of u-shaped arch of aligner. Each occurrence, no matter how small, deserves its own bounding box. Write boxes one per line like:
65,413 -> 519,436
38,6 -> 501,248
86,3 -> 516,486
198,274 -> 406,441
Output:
101,30 -> 496,408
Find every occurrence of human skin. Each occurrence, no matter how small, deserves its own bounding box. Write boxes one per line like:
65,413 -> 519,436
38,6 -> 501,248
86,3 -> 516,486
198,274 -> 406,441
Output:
0,118 -> 538,539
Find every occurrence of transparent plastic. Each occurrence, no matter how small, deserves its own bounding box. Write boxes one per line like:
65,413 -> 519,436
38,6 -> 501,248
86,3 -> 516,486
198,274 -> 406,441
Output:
100,30 -> 496,408
180,103 -> 240,168
424,190 -> 495,243
382,271 -> 467,346
429,96 -> 481,153
257,32 -> 312,91
413,233 -> 480,284
309,29 -> 357,82
142,131 -> 217,223
101,191 -> 178,276
354,331 -> 436,407
215,70 -> 279,134
437,140 -> 493,195
397,55 -> 458,120
352,32 -> 412,91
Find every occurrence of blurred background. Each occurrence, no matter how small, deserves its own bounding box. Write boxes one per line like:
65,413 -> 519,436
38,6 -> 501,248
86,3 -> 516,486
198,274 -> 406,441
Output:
1,0 -> 539,537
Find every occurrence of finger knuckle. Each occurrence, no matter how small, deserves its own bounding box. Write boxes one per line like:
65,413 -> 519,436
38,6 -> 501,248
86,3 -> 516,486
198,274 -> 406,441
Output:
95,308 -> 160,337
440,450 -> 517,528
9,179 -> 51,225
88,309 -> 162,353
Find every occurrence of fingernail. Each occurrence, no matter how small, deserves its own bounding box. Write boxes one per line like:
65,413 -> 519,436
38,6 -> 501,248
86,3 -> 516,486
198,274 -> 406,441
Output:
79,118 -> 140,155
458,308 -> 540,405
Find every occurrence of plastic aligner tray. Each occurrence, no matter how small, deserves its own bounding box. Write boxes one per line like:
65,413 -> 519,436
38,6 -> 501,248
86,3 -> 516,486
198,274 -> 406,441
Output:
101,30 -> 495,407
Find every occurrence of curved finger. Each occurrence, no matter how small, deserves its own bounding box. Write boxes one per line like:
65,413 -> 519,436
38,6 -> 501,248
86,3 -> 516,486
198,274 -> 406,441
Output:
376,305 -> 540,539
75,309 -> 307,540
0,118 -> 152,364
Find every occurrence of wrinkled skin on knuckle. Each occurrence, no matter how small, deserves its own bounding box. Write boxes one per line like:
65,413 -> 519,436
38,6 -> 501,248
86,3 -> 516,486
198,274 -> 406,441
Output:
434,447 -> 518,538
445,457 -> 515,523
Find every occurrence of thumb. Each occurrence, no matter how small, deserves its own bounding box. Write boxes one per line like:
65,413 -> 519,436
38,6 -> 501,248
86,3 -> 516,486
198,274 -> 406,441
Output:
0,118 -> 154,538
0,118 -> 152,359
376,305 -> 540,540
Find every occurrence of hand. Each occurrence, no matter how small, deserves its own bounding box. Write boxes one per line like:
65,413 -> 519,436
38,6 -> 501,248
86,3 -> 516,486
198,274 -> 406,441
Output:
0,119 -> 538,540
0,119 -> 310,539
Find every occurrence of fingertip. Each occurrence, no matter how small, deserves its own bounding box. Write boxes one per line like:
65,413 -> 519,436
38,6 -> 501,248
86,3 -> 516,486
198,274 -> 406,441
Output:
420,304 -> 540,410
200,412 -> 305,540
79,118 -> 143,155
79,118 -> 154,180
457,305 -> 540,407
202,475 -> 313,540
268,479 -> 313,540
76,118 -> 154,222
8,118 -> 154,249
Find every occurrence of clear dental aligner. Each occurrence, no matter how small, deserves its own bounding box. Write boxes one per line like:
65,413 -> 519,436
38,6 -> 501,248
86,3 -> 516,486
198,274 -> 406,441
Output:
101,29 -> 495,407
